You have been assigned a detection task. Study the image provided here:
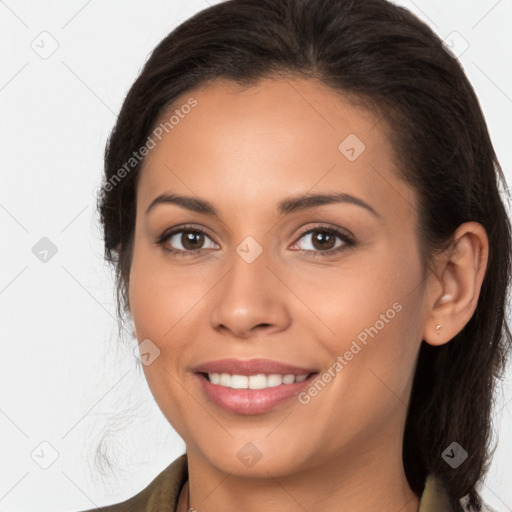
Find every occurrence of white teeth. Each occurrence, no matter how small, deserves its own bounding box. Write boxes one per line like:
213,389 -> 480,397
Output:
207,372 -> 310,389
248,374 -> 267,389
219,373 -> 231,387
267,374 -> 284,387
231,375 -> 248,389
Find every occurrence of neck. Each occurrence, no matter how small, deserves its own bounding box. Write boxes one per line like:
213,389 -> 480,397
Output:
182,442 -> 419,512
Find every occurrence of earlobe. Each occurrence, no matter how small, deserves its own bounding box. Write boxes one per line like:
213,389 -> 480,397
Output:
423,222 -> 489,347
428,294 -> 451,343
425,319 -> 450,347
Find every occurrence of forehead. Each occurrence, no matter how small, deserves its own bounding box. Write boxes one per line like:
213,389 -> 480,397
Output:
137,77 -> 416,222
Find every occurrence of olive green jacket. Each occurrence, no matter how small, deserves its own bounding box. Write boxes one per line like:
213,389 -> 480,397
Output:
77,453 -> 493,512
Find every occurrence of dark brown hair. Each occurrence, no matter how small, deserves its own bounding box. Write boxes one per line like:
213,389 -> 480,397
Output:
97,0 -> 512,509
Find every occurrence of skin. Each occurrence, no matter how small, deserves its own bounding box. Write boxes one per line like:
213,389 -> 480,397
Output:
127,76 -> 489,512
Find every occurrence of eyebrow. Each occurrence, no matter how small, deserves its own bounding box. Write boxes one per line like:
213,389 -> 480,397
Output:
145,191 -> 381,219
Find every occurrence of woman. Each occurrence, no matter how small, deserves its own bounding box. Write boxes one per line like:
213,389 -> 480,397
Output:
81,0 -> 511,510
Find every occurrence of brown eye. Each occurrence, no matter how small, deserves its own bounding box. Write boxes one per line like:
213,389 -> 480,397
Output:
158,226 -> 219,256
180,230 -> 205,250
310,230 -> 337,250
290,225 -> 355,257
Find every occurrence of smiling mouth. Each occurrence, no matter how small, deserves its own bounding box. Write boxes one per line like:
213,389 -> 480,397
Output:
199,371 -> 319,389
195,369 -> 321,415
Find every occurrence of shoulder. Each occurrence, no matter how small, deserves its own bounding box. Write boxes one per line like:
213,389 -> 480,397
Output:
421,473 -> 499,512
75,453 -> 188,512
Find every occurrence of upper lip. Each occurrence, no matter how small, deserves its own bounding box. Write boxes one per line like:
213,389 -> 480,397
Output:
193,358 -> 318,376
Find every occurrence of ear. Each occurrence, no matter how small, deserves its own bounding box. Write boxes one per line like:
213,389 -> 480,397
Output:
423,222 -> 489,346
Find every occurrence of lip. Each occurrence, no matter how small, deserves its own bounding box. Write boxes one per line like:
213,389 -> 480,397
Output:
195,372 -> 318,415
193,358 -> 318,376
193,358 -> 319,415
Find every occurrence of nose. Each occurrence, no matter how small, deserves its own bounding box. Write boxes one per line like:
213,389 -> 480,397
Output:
209,246 -> 291,339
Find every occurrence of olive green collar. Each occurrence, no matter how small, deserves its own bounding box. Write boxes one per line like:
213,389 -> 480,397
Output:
419,473 -> 453,512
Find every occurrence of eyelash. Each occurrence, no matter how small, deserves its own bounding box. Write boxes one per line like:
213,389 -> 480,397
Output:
155,223 -> 356,258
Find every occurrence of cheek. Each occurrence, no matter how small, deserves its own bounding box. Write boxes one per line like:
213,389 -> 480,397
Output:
293,255 -> 411,347
313,248 -> 424,394
128,239 -> 206,341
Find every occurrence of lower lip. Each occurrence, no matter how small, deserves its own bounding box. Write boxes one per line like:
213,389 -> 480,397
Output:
195,372 -> 318,415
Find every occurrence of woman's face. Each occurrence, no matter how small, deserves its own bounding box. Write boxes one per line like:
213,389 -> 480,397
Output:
128,77 -> 429,477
